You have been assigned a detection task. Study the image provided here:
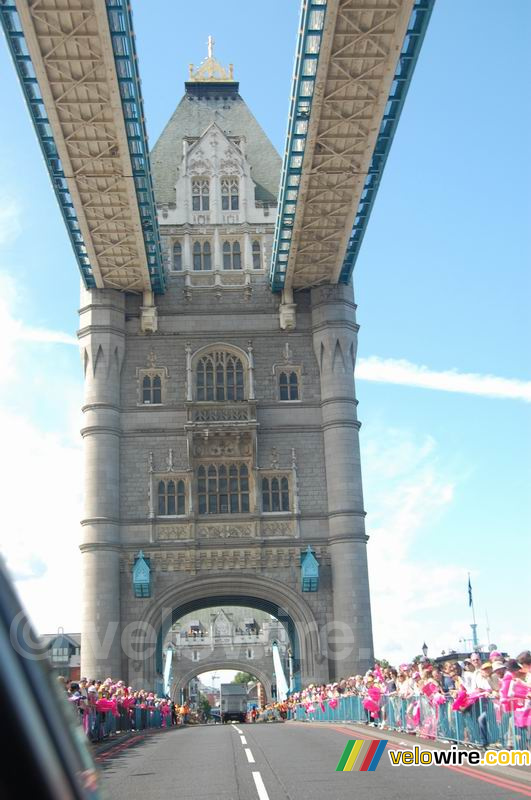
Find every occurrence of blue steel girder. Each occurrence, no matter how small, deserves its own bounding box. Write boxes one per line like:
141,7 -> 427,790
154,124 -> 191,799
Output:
270,0 -> 435,292
0,0 -> 165,294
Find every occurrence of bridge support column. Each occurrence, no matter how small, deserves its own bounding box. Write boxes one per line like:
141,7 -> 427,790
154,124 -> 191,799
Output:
312,284 -> 373,679
78,288 -> 125,679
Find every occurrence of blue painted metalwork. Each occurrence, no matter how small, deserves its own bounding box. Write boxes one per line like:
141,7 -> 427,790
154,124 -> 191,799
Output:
0,0 -> 165,293
270,0 -> 435,291
0,1 -> 96,288
300,546 -> 319,592
269,0 -> 327,292
338,0 -> 435,284
133,550 -> 151,598
105,0 -> 165,294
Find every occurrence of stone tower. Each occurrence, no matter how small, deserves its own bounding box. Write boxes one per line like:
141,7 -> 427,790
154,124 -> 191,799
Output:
79,49 -> 373,689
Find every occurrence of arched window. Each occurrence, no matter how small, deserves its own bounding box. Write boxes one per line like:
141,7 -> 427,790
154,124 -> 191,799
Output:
222,240 -> 242,270
197,463 -> 249,514
158,479 -> 185,515
193,240 -> 212,271
196,351 -> 245,401
262,476 -> 290,512
172,241 -> 182,271
192,178 -> 209,211
279,370 -> 299,401
252,240 -> 261,270
221,177 -> 239,210
142,374 -> 162,404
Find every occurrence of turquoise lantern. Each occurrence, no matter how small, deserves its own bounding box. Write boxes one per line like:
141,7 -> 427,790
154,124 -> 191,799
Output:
300,546 -> 319,592
133,551 -> 151,598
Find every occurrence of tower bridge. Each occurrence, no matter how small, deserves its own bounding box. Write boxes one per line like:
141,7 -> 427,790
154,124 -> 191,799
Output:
1,0 -> 435,692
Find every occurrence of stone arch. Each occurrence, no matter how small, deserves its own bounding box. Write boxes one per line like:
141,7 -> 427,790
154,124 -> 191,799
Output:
135,573 -> 323,689
172,660 -> 273,703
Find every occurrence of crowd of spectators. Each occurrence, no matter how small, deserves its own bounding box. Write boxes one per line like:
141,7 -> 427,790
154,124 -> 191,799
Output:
58,677 -> 195,741
264,649 -> 531,747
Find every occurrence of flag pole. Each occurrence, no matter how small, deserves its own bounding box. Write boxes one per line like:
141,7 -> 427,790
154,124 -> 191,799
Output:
468,572 -> 479,650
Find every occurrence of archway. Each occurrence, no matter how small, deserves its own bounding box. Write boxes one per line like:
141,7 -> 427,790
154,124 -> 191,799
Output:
173,661 -> 273,703
136,573 -> 323,690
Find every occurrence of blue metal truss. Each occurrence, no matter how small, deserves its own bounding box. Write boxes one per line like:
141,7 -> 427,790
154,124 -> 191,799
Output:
338,0 -> 435,284
0,1 -> 96,288
105,0 -> 165,294
269,0 -> 435,292
0,0 -> 165,294
269,0 -> 327,293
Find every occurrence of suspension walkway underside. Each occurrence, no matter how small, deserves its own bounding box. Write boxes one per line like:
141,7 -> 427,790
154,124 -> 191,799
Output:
1,0 -> 434,297
1,0 -> 164,294
271,0 -> 434,292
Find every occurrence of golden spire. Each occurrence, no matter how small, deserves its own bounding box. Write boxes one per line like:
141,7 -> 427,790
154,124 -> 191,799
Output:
188,36 -> 235,82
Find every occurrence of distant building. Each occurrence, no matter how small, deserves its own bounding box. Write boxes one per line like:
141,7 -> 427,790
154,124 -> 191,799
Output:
41,629 -> 81,681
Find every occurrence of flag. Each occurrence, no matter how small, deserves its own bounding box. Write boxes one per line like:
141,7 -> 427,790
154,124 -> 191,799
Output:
468,575 -> 473,607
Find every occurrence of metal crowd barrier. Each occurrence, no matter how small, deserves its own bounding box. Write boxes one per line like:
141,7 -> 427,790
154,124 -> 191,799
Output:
82,705 -> 168,742
290,695 -> 530,750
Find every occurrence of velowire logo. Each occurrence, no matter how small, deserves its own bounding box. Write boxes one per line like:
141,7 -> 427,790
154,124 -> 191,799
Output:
336,739 -> 388,772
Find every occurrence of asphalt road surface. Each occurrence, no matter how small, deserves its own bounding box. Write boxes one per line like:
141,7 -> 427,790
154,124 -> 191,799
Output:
97,721 -> 531,800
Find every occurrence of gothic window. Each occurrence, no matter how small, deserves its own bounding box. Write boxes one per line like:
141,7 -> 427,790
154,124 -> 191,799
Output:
172,241 -> 182,271
197,463 -> 250,514
221,177 -> 239,210
196,351 -> 245,401
193,240 -> 212,271
142,374 -> 162,404
192,178 -> 209,211
252,240 -> 262,270
222,240 -> 242,270
262,476 -> 290,512
158,479 -> 186,516
279,370 -> 299,401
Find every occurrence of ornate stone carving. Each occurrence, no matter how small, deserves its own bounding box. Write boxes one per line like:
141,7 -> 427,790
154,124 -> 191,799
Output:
188,148 -> 212,175
282,342 -> 293,363
197,523 -> 254,538
219,153 -> 241,175
193,431 -> 252,458
261,521 -> 295,538
158,525 -> 193,540
147,349 -> 157,367
270,448 -> 279,469
193,406 -> 251,422
166,448 -> 174,472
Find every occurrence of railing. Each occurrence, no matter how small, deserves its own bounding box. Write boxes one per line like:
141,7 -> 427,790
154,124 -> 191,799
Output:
290,694 -> 530,751
80,704 -> 173,743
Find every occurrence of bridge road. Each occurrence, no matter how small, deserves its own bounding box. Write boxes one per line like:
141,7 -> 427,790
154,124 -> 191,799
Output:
97,721 -> 531,800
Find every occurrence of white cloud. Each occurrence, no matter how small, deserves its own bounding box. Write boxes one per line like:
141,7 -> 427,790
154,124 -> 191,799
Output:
357,356 -> 531,403
362,426 -> 465,662
0,271 -> 82,633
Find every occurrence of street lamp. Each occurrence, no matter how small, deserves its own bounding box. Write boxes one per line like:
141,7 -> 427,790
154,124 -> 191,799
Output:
422,642 -> 428,658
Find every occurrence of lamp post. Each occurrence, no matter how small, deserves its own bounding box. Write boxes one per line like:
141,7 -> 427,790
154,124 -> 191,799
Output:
422,642 -> 428,659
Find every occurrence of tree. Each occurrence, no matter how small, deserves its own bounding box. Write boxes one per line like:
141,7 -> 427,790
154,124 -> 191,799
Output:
232,672 -> 254,685
198,692 -> 211,716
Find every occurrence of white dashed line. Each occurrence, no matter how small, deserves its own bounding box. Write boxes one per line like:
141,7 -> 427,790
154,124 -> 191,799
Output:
240,735 -> 247,745
233,725 -> 243,734
245,748 -> 255,763
252,772 -> 270,800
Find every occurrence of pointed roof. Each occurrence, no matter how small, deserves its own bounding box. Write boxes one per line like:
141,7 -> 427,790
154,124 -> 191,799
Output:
150,81 -> 281,206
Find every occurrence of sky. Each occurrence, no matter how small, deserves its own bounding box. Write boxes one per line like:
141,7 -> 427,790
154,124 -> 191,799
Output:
0,0 -> 529,671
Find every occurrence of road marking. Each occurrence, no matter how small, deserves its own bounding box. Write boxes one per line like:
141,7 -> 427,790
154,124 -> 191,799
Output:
240,735 -> 247,745
233,725 -> 243,734
245,748 -> 255,763
252,772 -> 270,800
